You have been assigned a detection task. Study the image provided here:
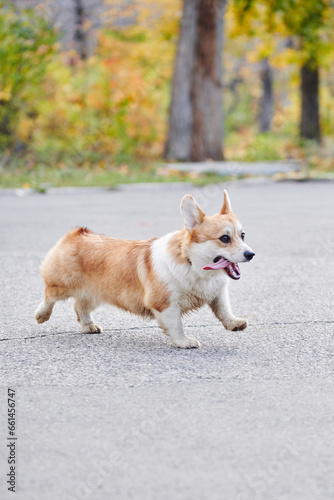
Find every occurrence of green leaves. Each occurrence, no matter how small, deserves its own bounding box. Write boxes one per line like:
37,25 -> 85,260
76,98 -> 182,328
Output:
231,0 -> 331,64
0,1 -> 56,150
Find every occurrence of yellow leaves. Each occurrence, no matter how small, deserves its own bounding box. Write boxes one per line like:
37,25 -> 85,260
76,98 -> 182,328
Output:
17,117 -> 35,142
87,55 -> 98,67
0,87 -> 12,102
0,1 -> 174,164
23,9 -> 172,161
270,48 -> 302,69
85,91 -> 105,110
97,33 -> 115,53
137,6 -> 153,24
247,38 -> 276,63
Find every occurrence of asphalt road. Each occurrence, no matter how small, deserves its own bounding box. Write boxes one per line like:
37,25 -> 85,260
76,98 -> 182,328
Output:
0,180 -> 334,500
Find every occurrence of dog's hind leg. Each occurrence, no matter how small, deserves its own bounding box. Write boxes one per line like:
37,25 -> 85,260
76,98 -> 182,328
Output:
74,297 -> 102,334
35,284 -> 68,324
35,297 -> 55,324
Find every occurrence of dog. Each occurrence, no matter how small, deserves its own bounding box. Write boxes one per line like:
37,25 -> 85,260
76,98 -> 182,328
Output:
35,190 -> 255,348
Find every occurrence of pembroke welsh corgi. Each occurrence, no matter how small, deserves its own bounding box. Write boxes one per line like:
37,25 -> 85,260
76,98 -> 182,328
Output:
35,190 -> 255,348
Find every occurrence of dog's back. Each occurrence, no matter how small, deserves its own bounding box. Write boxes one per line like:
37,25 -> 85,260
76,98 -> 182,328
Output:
38,228 -> 170,321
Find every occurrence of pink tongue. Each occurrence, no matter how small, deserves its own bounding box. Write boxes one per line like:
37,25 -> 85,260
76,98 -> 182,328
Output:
203,258 -> 230,270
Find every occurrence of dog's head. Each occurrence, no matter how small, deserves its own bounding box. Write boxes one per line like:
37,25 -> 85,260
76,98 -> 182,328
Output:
180,191 -> 255,280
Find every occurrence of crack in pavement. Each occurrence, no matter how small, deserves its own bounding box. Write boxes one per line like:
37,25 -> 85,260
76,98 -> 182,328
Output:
1,320 -> 333,343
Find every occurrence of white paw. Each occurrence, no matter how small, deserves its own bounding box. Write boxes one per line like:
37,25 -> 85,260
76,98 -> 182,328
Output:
171,337 -> 200,349
81,323 -> 102,334
225,317 -> 248,332
35,308 -> 51,324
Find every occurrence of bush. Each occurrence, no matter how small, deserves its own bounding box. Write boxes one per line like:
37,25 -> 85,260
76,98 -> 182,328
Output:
0,1 -> 56,152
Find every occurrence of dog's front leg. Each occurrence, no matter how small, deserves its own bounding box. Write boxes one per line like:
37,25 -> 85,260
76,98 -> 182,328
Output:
153,306 -> 200,348
210,285 -> 248,332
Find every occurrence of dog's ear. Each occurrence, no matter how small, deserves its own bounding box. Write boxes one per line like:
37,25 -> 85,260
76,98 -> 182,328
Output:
220,190 -> 233,214
180,195 -> 205,231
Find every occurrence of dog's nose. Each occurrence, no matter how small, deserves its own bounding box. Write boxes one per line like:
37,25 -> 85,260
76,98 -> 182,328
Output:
244,251 -> 255,261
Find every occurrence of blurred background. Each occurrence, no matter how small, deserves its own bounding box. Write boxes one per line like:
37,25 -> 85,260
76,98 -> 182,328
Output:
1,0 -> 334,188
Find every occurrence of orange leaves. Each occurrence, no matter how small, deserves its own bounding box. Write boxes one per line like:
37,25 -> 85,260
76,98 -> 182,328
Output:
85,91 -> 106,111
23,0 -> 177,165
102,58 -> 119,67
0,0 -> 181,164
37,45 -> 49,55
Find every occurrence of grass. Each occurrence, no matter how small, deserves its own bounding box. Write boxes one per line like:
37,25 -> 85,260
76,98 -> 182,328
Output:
0,161 -> 194,189
1,131 -> 334,190
0,166 -> 236,190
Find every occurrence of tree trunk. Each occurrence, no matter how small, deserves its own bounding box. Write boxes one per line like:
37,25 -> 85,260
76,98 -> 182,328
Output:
165,0 -> 225,161
191,0 -> 225,161
300,61 -> 320,140
165,0 -> 200,161
259,57 -> 273,133
73,0 -> 87,60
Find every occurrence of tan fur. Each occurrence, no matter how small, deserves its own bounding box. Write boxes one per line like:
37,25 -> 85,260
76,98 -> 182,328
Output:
191,213 -> 243,257
38,228 -> 170,323
168,214 -> 241,257
167,228 -> 192,265
191,213 -> 237,242
209,297 -> 247,331
35,191 -> 254,348
220,190 -> 233,214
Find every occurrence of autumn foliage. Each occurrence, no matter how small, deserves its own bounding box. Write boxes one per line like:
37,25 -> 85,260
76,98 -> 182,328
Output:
0,0 -> 179,168
1,0 -> 334,175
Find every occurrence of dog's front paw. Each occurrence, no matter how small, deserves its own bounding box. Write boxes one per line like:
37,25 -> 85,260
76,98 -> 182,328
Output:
171,337 -> 200,349
35,310 -> 50,324
35,306 -> 52,324
81,323 -> 102,334
225,318 -> 248,332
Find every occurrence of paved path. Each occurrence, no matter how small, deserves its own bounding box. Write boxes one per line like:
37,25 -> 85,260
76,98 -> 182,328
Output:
161,160 -> 300,176
0,180 -> 333,500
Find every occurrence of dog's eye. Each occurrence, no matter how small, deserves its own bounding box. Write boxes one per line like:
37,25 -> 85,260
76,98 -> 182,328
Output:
241,232 -> 245,241
219,235 -> 230,244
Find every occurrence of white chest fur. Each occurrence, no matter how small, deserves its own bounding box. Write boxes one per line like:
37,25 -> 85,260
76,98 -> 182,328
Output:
151,232 -> 227,311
